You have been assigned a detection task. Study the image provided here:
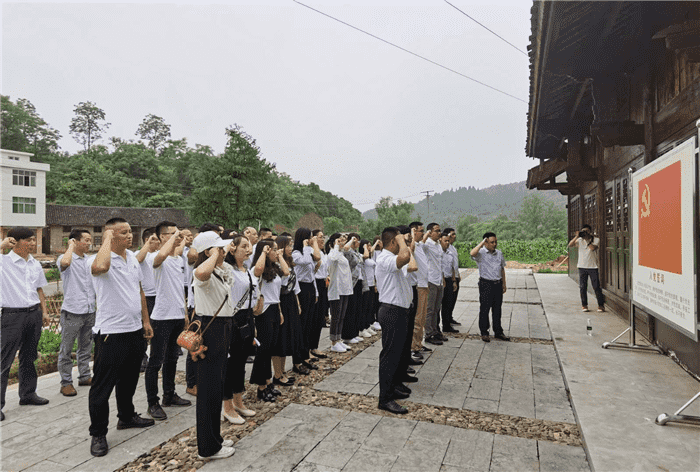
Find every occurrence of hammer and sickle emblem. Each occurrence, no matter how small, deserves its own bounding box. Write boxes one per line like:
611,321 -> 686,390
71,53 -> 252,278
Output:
640,184 -> 651,218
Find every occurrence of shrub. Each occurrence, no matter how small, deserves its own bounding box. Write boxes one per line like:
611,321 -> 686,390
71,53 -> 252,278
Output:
45,267 -> 60,282
37,329 -> 63,354
454,239 -> 568,267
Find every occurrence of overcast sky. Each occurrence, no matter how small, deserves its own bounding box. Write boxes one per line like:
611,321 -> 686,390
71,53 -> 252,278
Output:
2,0 -> 533,212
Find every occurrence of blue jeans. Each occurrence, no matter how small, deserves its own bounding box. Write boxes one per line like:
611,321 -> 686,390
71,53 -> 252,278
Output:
578,268 -> 605,308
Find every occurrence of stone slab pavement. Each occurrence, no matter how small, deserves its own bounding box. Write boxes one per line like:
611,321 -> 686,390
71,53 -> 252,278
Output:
536,273 -> 700,472
199,403 -> 588,472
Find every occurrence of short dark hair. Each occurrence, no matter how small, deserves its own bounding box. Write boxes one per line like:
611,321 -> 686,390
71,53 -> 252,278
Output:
69,229 -> 90,241
155,220 -> 178,238
396,225 -> 410,235
221,229 -> 238,240
259,227 -> 272,235
409,221 -> 423,230
7,227 -> 34,241
483,232 -> 497,240
280,232 -> 292,237
426,222 -> 439,232
381,227 -> 400,248
142,227 -> 156,243
199,222 -> 221,233
444,227 -> 455,234
581,224 -> 592,231
348,232 -> 361,241
105,217 -> 127,227
441,230 -> 452,237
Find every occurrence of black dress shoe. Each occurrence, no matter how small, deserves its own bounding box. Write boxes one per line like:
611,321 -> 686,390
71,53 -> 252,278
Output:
307,357 -> 319,363
425,336 -> 443,346
273,376 -> 295,386
302,361 -> 319,370
392,389 -> 410,400
421,345 -> 433,352
378,400 -> 408,414
256,387 -> 276,402
310,350 -> 328,359
19,393 -> 49,406
438,333 -> 449,341
406,367 -> 416,374
1,410 -> 4,421
266,384 -> 282,396
246,356 -> 255,364
162,393 -> 192,407
90,435 -> 108,457
443,326 -> 459,333
293,364 -> 310,375
408,357 -> 423,366
481,335 -> 490,343
148,404 -> 168,421
450,320 -> 462,326
394,383 -> 411,394
401,374 -> 418,383
411,350 -> 424,360
494,333 -> 511,341
117,413 -> 155,430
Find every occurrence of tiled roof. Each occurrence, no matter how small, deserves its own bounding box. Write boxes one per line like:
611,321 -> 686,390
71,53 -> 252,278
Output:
46,204 -> 191,227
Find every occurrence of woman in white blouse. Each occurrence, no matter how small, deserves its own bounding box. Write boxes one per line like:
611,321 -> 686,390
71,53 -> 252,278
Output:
325,233 -> 354,352
310,229 -> 330,359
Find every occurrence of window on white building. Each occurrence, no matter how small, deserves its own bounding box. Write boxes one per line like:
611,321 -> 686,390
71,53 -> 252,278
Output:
12,197 -> 36,214
12,169 -> 36,187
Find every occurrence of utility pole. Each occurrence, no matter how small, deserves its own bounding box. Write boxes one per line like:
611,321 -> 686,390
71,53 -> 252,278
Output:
422,190 -> 433,218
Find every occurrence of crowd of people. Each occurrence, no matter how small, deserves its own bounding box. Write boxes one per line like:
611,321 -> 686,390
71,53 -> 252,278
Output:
0,219 -> 517,461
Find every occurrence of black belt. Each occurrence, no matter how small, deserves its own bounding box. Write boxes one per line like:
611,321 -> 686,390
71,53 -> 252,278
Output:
479,278 -> 502,284
2,304 -> 41,314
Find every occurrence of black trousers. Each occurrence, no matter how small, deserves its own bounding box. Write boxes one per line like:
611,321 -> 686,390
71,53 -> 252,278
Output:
361,290 -> 374,330
342,280 -> 363,340
377,303 -> 409,404
1,306 -> 42,409
478,279 -> 504,336
224,310 -> 253,398
195,316 -> 231,458
400,286 -> 418,371
311,279 -> 329,350
89,329 -> 146,437
185,307 -> 197,389
251,305 -> 280,386
298,282 -> 316,361
441,276 -> 457,329
145,318 -> 185,406
578,268 -> 605,307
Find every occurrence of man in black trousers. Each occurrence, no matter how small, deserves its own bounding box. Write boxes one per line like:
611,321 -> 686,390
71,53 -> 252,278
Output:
374,227 -> 417,414
470,232 -> 509,343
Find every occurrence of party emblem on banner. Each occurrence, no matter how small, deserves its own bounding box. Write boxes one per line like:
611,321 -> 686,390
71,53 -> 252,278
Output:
638,161 -> 682,274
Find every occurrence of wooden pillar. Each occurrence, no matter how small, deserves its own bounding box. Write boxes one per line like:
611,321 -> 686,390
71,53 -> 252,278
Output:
643,65 -> 656,338
596,144 -> 606,286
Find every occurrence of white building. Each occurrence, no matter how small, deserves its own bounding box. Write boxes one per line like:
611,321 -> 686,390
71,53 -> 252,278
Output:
0,149 -> 50,253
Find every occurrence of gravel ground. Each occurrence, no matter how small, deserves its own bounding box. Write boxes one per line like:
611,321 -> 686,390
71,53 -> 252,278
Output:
117,331 -> 581,472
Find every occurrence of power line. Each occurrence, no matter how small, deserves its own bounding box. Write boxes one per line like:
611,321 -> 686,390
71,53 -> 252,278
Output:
292,0 -> 527,104
443,0 -> 528,57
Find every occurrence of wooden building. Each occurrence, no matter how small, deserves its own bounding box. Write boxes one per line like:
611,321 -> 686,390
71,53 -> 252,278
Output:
526,2 -> 700,374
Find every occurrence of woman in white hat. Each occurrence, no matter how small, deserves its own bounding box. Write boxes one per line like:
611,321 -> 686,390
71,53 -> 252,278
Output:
191,231 -> 235,460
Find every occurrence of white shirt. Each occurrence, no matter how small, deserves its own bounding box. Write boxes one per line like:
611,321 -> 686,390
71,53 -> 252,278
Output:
413,242 -> 429,288
90,251 -> 144,334
441,247 -> 453,278
260,274 -> 282,311
292,247 -> 315,283
182,246 -> 194,288
375,250 -> 412,309
57,252 -> 96,314
448,245 -> 460,277
364,257 -> 376,287
230,267 -> 257,310
193,263 -> 234,317
1,251 -> 47,308
140,252 -> 157,297
577,237 -> 600,269
151,255 -> 186,321
315,253 -> 329,280
327,247 -> 354,300
423,238 -> 444,286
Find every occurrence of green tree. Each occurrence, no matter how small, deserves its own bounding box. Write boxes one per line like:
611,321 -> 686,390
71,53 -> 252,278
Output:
136,114 -> 171,154
323,216 -> 345,235
189,125 -> 276,228
456,215 -> 478,242
1,96 -> 61,159
519,193 -> 567,239
69,101 -> 110,151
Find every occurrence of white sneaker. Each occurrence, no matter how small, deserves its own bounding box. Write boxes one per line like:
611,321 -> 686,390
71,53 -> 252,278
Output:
222,439 -> 234,447
345,338 -> 360,344
331,343 -> 347,353
360,329 -> 371,338
199,445 -> 235,460
353,336 -> 363,343
340,342 -> 352,350
367,328 -> 377,335
372,322 -> 382,330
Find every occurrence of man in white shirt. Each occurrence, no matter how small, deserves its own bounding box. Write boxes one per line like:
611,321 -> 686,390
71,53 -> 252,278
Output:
0,228 -> 50,422
57,229 -> 96,397
145,222 -> 192,421
136,227 -> 160,372
375,227 -> 417,415
568,224 -> 605,312
409,222 -> 430,359
88,218 -> 155,457
422,223 -> 446,345
440,229 -> 460,334
244,227 -> 259,268
447,230 -> 461,326
470,232 -> 508,343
